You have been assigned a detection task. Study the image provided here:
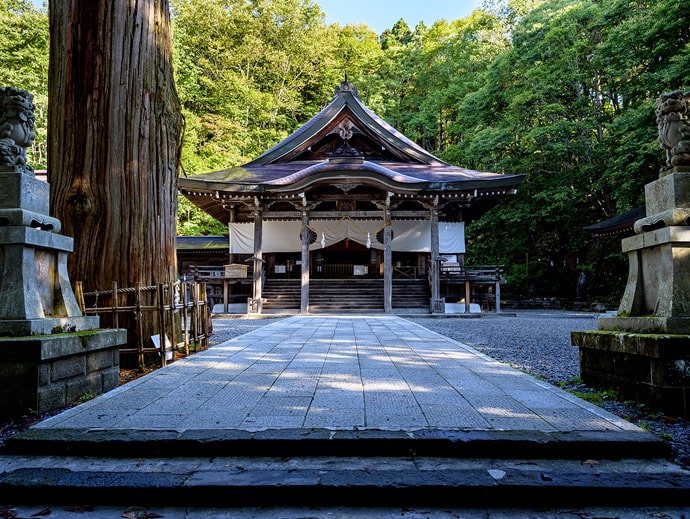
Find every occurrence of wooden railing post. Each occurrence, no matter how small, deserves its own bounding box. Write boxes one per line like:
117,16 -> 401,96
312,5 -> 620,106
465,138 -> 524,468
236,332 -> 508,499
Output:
75,281 -> 85,314
111,282 -> 119,328
200,282 -> 209,348
135,282 -> 144,368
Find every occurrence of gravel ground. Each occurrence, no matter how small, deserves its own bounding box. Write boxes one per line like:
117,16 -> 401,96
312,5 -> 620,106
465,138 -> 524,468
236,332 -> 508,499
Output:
407,310 -> 588,383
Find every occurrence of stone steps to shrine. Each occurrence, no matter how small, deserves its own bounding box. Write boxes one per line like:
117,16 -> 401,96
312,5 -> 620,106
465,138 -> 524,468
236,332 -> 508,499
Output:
262,278 -> 431,312
261,279 -> 301,310
1,428 -> 688,509
309,279 -> 384,312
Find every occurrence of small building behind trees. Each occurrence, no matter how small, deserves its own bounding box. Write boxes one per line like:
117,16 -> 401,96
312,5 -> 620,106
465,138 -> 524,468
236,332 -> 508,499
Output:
179,80 -> 523,314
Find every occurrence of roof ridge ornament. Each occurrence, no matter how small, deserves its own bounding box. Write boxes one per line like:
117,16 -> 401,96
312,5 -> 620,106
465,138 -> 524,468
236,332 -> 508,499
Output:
335,74 -> 358,97
329,119 -> 364,163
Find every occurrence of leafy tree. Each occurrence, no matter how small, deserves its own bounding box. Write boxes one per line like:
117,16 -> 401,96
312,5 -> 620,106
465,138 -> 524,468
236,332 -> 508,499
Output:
593,0 -> 690,214
460,0 -> 689,301
462,0 -> 621,300
0,0 -> 48,167
380,18 -> 414,49
172,0 -> 339,175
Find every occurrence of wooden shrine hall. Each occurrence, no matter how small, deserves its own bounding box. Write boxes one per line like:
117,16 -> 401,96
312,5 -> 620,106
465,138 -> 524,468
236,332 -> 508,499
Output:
178,80 -> 524,314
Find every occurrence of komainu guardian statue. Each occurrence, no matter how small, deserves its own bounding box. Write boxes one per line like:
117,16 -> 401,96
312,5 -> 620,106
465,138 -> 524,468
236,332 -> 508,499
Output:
0,86 -> 36,173
656,89 -> 690,172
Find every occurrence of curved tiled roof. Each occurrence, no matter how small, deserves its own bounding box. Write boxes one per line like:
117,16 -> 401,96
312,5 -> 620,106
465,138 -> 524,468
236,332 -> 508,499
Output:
178,81 -> 524,222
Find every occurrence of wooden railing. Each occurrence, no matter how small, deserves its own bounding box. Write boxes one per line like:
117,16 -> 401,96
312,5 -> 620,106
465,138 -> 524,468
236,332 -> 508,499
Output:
314,263 -> 373,277
440,264 -> 504,281
393,266 -> 421,279
75,280 -> 209,368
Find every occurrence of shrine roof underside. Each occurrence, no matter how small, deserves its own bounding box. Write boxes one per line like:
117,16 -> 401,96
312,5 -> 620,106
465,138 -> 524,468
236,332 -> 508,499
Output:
179,80 -> 524,224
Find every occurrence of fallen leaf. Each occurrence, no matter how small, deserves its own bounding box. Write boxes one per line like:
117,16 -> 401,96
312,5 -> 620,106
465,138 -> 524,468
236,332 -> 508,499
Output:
63,505 -> 95,513
31,509 -> 51,517
121,508 -> 163,519
0,506 -> 17,519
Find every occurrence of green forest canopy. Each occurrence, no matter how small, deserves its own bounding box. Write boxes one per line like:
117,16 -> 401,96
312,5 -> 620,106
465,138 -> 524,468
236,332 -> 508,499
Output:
2,0 -> 689,301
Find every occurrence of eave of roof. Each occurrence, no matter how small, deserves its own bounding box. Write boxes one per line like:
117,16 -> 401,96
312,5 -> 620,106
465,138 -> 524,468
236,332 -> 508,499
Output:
583,206 -> 646,237
178,160 -> 524,193
176,235 -> 228,250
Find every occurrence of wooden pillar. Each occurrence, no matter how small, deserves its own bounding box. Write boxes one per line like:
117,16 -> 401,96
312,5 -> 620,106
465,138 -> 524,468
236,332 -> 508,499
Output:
228,205 -> 235,265
464,280 -> 471,314
383,193 -> 392,313
301,206 -> 310,314
250,202 -> 263,314
430,197 -> 444,313
495,278 -> 501,313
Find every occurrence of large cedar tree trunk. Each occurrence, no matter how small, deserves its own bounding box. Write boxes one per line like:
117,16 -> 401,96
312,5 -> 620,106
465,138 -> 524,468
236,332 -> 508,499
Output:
48,0 -> 182,293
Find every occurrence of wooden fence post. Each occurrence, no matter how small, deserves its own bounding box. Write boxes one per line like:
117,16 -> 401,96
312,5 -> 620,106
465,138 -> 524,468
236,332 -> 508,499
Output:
135,282 -> 144,368
75,281 -> 85,314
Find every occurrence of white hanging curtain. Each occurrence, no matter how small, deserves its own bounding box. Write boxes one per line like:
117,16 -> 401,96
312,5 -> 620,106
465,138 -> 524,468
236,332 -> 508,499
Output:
308,219 -> 384,250
229,222 -> 254,254
227,220 -> 465,254
439,222 -> 465,253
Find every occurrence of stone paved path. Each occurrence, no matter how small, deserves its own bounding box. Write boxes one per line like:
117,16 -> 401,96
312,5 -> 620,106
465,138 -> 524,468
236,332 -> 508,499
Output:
34,315 -> 639,434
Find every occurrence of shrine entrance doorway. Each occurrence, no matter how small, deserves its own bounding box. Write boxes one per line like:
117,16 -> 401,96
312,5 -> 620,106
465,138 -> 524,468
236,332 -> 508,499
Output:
312,240 -> 379,278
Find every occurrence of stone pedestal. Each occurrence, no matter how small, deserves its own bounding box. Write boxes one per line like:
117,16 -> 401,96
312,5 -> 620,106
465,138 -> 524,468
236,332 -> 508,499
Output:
0,329 -> 126,417
573,169 -> 690,416
573,331 -> 690,416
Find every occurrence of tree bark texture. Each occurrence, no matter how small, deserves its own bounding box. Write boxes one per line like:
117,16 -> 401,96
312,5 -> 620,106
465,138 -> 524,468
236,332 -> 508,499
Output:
48,0 -> 182,291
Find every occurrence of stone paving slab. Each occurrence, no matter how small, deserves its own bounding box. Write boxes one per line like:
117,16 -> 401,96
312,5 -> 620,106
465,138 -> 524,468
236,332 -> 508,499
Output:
21,315 -> 641,438
29,315 -> 642,436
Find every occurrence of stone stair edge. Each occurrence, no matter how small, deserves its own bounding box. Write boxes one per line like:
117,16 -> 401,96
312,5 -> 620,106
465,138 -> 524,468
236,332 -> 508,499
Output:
1,461 -> 689,508
2,427 -> 671,460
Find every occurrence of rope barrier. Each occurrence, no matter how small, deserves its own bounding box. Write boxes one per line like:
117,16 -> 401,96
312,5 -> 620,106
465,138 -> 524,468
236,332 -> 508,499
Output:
82,280 -> 180,298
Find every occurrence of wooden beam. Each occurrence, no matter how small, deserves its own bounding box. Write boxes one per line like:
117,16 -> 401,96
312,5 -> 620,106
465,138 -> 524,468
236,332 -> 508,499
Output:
259,210 -> 432,220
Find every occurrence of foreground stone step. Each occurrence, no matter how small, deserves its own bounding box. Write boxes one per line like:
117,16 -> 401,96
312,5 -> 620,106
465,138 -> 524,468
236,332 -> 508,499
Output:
1,453 -> 688,508
3,427 -> 671,460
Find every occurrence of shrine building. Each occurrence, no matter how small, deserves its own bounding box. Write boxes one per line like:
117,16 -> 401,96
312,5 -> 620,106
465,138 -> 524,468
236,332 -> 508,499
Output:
178,80 -> 523,314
